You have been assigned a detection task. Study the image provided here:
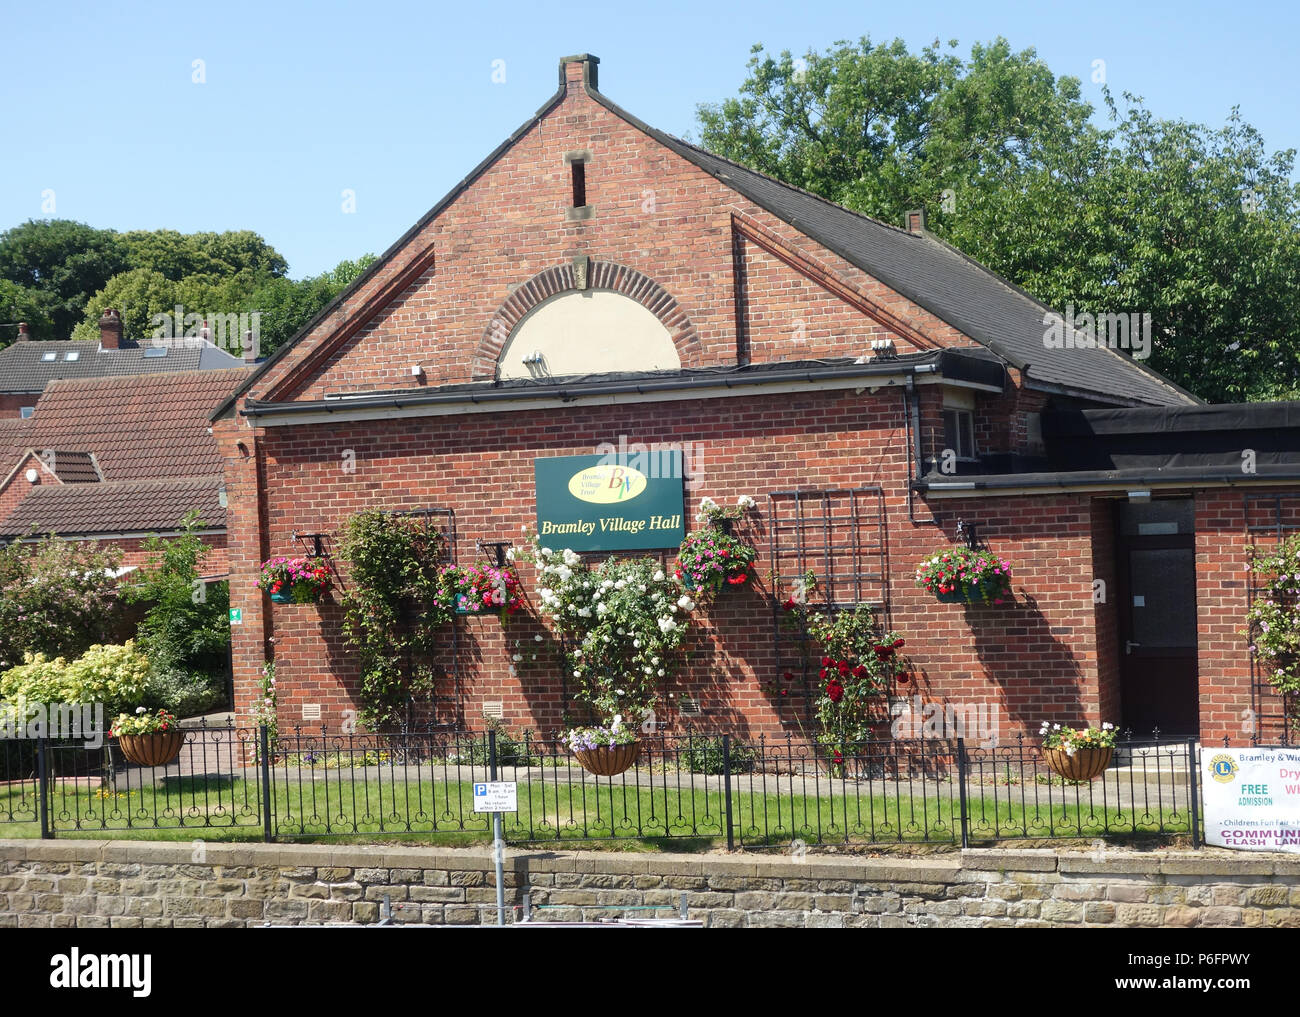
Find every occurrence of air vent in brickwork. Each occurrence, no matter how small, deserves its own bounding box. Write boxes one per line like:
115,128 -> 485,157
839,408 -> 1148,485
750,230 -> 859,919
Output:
482,701 -> 505,720
301,704 -> 322,721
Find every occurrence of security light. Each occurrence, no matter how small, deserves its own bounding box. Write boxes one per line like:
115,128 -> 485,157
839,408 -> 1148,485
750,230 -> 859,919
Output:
1127,490 -> 1152,503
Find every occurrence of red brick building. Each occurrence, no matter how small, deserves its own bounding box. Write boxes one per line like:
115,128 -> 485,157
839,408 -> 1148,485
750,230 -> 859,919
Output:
212,55 -> 1300,748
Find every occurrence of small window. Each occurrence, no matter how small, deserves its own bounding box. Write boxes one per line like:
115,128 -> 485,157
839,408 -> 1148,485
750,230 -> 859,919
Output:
143,347 -> 168,358
64,351 -> 80,362
19,407 -> 34,419
571,160 -> 586,208
41,351 -> 56,362
563,150 -> 594,221
943,408 -> 977,460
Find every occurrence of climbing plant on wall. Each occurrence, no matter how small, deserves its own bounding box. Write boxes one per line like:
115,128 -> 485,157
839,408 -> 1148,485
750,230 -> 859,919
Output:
338,510 -> 453,731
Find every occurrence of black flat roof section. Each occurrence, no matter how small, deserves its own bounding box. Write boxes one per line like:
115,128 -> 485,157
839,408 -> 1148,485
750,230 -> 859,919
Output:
916,401 -> 1300,493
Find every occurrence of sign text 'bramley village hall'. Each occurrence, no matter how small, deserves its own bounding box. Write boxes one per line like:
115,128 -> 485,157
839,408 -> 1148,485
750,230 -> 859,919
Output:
533,452 -> 685,552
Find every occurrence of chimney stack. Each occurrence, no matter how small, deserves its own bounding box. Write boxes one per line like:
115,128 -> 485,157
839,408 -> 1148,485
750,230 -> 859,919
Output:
560,53 -> 599,93
905,208 -> 927,234
99,308 -> 123,349
16,322 -> 30,342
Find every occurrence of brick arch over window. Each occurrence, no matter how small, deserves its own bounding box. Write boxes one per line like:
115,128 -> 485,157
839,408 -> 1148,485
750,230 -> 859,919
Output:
473,261 -> 702,379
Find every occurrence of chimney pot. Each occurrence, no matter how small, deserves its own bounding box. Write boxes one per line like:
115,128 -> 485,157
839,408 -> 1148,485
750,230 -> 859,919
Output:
16,322 -> 30,341
99,308 -> 123,349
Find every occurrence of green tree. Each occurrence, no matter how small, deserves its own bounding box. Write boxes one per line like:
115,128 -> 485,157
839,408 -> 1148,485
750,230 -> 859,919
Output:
0,220 -> 127,341
69,268 -> 184,344
698,38 -> 1300,402
121,228 -> 287,281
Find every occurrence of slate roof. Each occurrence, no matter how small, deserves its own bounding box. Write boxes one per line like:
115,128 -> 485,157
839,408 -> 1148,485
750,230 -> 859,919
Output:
1,477 -> 226,537
0,339 -> 246,393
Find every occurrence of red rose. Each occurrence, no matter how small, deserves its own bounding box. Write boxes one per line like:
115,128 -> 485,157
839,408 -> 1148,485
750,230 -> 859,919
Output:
818,668 -> 828,680
852,665 -> 867,678
783,671 -> 793,681
826,679 -> 844,703
821,657 -> 831,667
893,638 -> 905,649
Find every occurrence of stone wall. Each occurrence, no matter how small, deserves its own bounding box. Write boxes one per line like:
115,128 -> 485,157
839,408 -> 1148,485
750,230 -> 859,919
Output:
1,840 -> 1297,928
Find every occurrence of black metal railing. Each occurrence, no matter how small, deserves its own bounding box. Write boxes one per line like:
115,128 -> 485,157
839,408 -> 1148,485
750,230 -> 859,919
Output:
0,724 -> 1211,849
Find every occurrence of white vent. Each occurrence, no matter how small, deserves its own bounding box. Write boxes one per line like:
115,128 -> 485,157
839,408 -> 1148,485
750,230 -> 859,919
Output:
301,703 -> 322,721
482,700 -> 505,720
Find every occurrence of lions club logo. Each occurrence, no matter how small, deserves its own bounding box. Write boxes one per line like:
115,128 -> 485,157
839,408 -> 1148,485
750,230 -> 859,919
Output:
1209,753 -> 1239,784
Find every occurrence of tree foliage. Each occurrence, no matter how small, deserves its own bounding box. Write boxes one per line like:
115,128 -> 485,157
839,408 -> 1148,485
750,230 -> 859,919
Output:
698,37 -> 1300,402
0,218 -> 373,360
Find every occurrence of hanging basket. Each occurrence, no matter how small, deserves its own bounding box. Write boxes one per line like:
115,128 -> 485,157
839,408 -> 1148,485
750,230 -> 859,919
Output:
572,741 -> 641,776
933,581 -> 1010,605
116,730 -> 186,767
1042,745 -> 1113,781
269,589 -> 292,604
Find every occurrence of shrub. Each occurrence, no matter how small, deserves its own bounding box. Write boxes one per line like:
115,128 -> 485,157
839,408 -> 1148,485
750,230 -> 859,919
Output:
0,642 -> 151,717
141,667 -> 225,718
0,537 -> 122,671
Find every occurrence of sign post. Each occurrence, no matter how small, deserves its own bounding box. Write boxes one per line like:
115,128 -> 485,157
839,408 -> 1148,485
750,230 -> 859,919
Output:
473,731 -> 518,926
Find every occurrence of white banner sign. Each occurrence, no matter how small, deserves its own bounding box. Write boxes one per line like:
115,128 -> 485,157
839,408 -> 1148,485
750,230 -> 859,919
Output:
1202,748 -> 1300,852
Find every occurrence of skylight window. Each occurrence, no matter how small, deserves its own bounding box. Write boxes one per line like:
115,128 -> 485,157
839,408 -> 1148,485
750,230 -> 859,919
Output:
41,352 -> 56,362
143,347 -> 168,358
64,351 -> 80,362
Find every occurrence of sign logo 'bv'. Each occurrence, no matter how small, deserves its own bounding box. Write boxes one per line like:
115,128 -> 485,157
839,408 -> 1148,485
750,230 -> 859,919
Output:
568,463 -> 647,504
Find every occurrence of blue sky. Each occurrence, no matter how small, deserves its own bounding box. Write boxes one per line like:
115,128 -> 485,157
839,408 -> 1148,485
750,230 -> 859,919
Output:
2,0 -> 1296,278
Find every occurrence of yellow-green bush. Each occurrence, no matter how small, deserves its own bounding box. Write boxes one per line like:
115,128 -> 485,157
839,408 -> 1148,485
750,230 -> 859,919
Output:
0,641 -> 151,716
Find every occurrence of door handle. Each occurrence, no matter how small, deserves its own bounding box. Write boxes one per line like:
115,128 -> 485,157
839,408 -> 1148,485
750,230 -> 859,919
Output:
1125,641 -> 1141,655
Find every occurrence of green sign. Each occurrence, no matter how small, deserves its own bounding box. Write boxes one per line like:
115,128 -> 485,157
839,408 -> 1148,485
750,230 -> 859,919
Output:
229,607 -> 243,626
534,452 -> 685,552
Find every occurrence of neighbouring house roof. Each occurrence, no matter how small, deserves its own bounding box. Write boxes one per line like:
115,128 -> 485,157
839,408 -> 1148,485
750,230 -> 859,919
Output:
0,369 -> 248,540
213,56 -> 1197,419
0,476 -> 227,537
0,339 -> 247,394
9,369 -> 249,480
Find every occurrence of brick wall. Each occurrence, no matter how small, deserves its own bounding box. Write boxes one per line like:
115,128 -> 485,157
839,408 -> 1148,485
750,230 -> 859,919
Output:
2,839 -> 1296,928
219,386 -> 1121,743
0,395 -> 36,419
